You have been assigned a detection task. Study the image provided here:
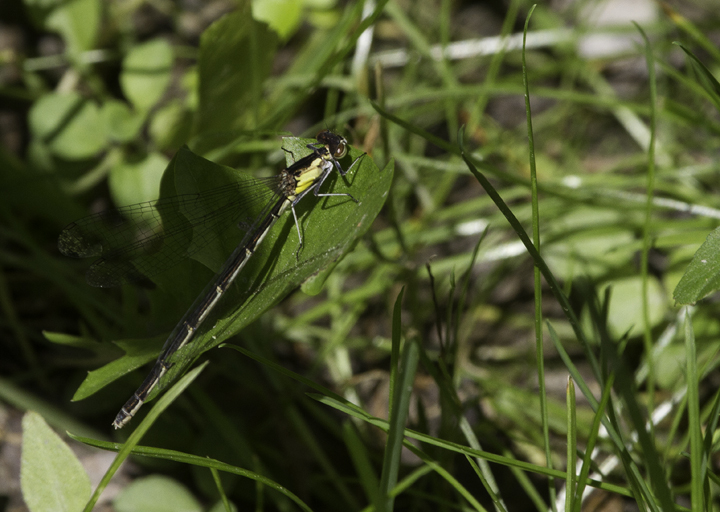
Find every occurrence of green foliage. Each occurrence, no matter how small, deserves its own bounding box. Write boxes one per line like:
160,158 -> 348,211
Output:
120,39 -> 174,114
44,0 -> 100,55
4,0 -> 720,511
675,227 -> 720,304
113,475 -> 203,512
252,0 -> 304,40
20,412 -> 91,512
29,92 -> 108,160
72,140 -> 391,402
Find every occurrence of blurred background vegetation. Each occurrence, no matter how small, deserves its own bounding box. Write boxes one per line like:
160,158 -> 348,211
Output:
2,0 -> 720,510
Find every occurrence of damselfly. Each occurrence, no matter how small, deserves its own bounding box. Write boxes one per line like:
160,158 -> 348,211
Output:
59,131 -> 364,428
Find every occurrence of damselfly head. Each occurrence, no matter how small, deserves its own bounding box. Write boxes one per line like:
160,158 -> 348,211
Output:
316,130 -> 348,160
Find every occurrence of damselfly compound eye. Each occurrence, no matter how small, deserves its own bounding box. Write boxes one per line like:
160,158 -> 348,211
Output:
333,142 -> 347,159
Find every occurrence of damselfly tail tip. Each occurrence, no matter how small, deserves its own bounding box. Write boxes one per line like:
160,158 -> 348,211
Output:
112,416 -> 127,429
113,397 -> 144,429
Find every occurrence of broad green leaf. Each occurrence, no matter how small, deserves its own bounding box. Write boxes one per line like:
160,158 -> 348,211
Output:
654,344 -> 686,390
109,151 -> 169,207
252,0 -> 303,40
27,138 -> 54,171
543,207 -> 638,281
114,475 -> 202,512
45,0 -> 100,54
196,11 -> 277,140
149,100 -> 193,151
20,411 -> 91,512
154,142 -> 392,400
208,500 -> 238,512
600,276 -> 667,338
120,39 -> 174,113
29,91 -> 107,160
76,137 -> 393,406
674,227 -> 720,304
102,100 -> 144,142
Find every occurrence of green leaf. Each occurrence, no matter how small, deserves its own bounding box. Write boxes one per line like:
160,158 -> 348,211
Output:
43,330 -> 121,356
674,227 -> 720,304
252,0 -> 303,40
20,411 -> 91,512
149,100 -> 193,151
150,141 -> 393,401
43,331 -> 98,348
654,344 -> 686,389
342,421 -> 380,507
108,151 -> 169,207
120,39 -> 174,112
196,11 -> 277,140
114,475 -> 202,512
45,0 -> 100,54
599,276 -> 666,338
73,337 -> 164,401
542,207 -> 637,281
29,92 -> 108,160
208,500 -> 238,512
102,100 -> 144,142
78,137 -> 392,405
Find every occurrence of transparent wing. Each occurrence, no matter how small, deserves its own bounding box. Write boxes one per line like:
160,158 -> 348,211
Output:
58,177 -> 281,287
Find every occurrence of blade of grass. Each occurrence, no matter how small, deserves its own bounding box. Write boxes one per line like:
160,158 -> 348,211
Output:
455,134 -> 662,512
456,131 -> 601,379
358,466 -> 435,512
402,441 -> 488,512
459,120 -> 664,506
565,377 -> 577,512
383,1 -> 459,143
505,449 -> 548,512
69,433 -> 313,512
467,0 -> 521,131
451,228 -> 488,368
662,5 -> 720,62
287,405 -> 361,509
222,344 -> 366,416
210,467 -> 232,512
547,315 -> 659,512
673,43 -> 720,111
701,389 -> 720,483
521,7 -> 556,511
388,287 -> 405,420
313,394 -> 633,498
343,421 -> 381,508
378,333 -> 419,511
464,455 -> 507,512
683,308 -> 704,512
635,21 -> 658,420
586,291 -> 672,512
573,377 -> 614,512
